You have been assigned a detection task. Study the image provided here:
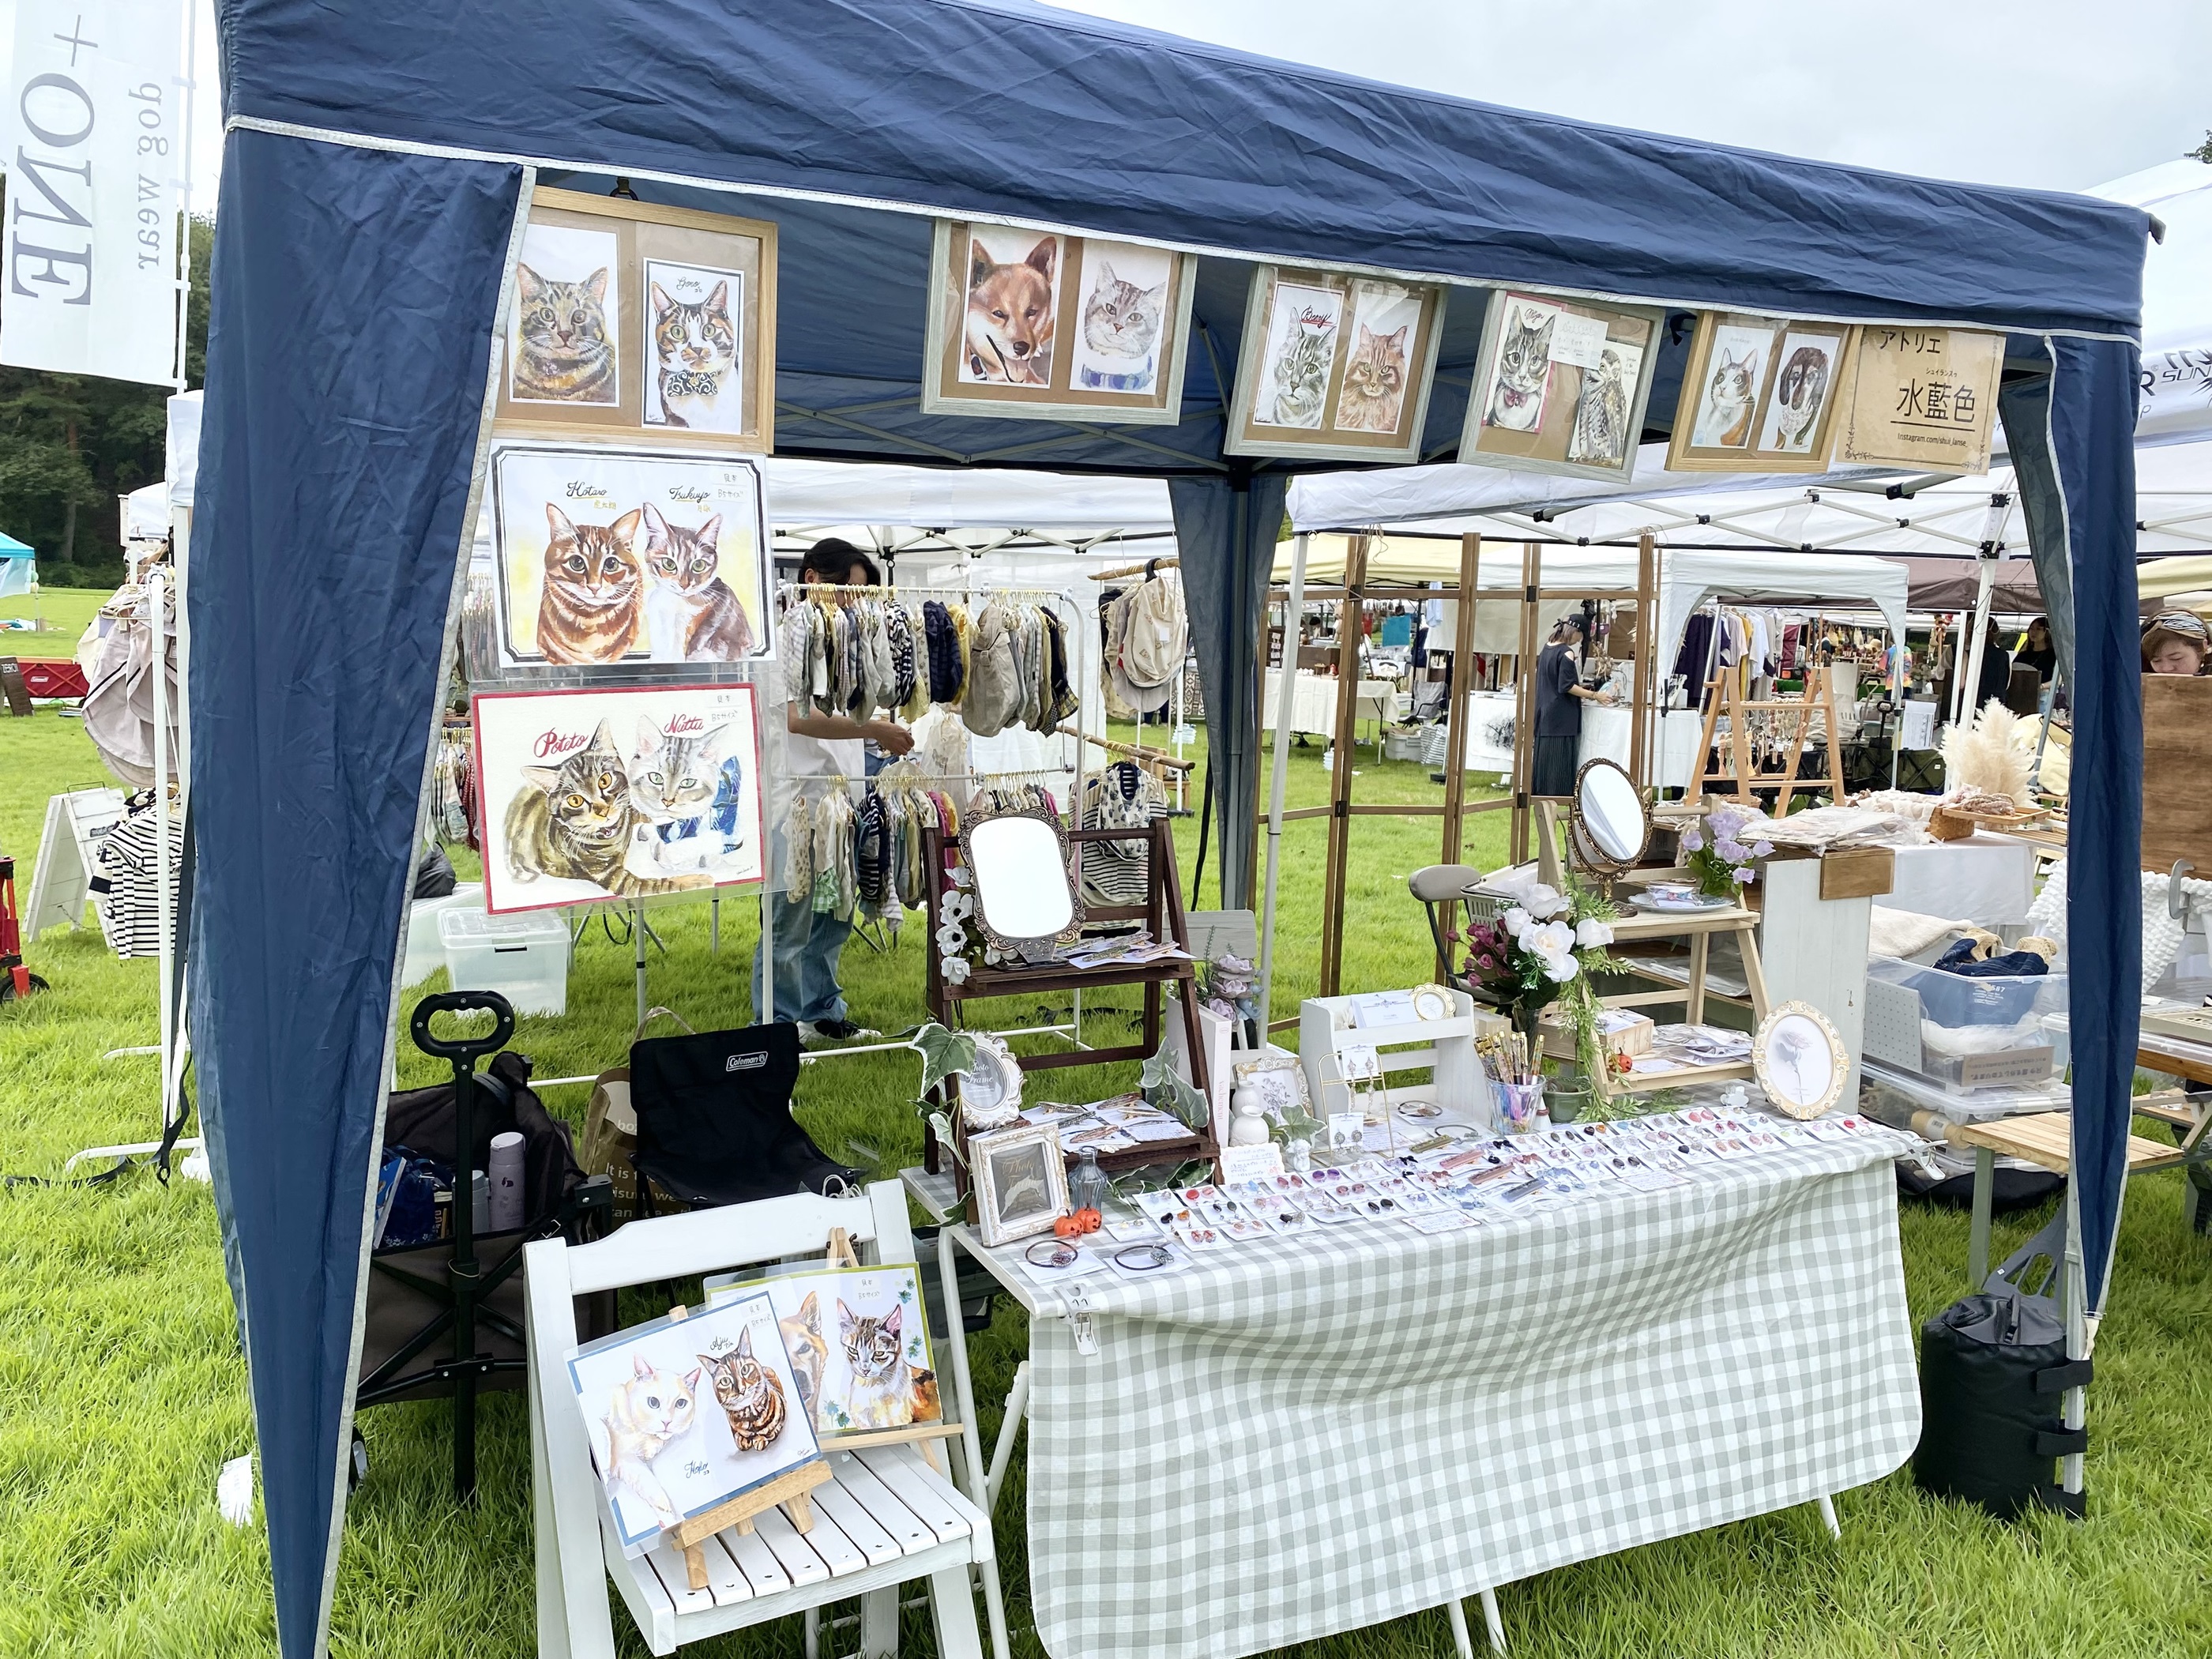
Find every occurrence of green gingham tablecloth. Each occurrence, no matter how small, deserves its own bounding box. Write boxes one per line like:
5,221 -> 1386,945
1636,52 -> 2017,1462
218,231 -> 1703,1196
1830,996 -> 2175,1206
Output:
1025,1134 -> 1920,1659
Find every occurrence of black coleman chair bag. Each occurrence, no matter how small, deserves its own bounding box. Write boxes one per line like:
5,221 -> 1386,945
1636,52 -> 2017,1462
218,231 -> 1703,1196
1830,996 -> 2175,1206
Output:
628,1021 -> 862,1210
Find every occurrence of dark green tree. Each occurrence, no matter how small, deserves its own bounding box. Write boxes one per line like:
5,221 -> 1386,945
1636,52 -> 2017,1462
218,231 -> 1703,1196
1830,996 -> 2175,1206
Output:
2192,131 -> 2212,163
0,192 -> 212,589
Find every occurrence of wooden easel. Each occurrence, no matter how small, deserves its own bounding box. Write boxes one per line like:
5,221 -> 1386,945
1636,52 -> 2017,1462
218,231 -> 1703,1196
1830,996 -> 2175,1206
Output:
1693,672 -> 1846,805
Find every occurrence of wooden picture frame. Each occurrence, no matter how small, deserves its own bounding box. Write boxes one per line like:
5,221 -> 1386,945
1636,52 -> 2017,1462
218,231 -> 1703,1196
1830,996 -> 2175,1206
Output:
1458,289 -> 1663,482
1752,999 -> 1848,1119
969,1122 -> 1070,1247
920,220 -> 1198,424
1666,311 -> 1854,474
497,186 -> 777,454
1835,325 -> 2004,475
1224,265 -> 1448,464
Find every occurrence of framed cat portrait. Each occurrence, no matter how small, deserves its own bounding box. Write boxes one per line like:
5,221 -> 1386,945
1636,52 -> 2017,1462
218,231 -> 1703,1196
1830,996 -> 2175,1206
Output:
495,187 -> 777,453
919,220 -> 1198,424
472,681 -> 764,915
705,1262 -> 942,1440
487,441 -> 773,672
1224,266 -> 1447,464
1458,290 -> 1664,483
566,1288 -> 822,1557
1665,311 -> 1855,474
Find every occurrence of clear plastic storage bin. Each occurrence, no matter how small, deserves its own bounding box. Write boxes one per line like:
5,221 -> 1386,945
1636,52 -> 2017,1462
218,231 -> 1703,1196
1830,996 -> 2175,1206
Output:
1860,1058 -> 2068,1143
438,907 -> 570,1016
402,882 -> 484,987
1863,955 -> 2067,1093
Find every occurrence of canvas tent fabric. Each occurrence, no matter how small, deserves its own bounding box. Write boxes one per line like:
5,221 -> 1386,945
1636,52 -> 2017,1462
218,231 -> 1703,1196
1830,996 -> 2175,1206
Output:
0,532 -> 32,599
2094,161 -> 2212,444
192,5 -> 2149,1656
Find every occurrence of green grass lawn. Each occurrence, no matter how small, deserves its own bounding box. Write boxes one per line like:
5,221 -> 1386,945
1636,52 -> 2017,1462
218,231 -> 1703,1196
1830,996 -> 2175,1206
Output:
3,688 -> 2210,1658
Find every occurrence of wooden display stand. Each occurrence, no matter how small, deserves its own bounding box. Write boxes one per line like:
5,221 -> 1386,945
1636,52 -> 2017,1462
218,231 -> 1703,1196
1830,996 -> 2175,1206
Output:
921,815 -> 1216,1184
1693,672 -> 1846,804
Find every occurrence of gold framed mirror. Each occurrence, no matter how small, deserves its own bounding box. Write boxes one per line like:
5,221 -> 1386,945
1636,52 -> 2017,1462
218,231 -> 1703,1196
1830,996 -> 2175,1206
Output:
963,799 -> 1085,959
1568,757 -> 1650,890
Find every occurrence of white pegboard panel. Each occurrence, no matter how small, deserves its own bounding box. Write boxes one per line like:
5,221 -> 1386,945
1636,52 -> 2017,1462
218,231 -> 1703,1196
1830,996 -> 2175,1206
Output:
1861,976 -> 1924,1072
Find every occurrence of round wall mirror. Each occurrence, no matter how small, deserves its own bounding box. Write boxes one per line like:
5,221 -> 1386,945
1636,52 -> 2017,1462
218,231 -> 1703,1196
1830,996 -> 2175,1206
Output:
1569,758 -> 1650,876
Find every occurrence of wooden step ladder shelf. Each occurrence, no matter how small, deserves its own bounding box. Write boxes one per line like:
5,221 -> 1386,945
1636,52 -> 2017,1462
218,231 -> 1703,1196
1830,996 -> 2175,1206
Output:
1694,671 -> 1846,804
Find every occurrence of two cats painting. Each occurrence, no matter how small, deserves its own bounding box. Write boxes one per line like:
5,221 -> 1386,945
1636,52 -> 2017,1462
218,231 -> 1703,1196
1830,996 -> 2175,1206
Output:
570,1288 -> 821,1555
1229,269 -> 1439,461
708,1266 -> 944,1440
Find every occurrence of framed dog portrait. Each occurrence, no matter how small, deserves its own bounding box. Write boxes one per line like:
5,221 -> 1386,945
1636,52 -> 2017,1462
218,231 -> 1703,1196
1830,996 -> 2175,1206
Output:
495,187 -> 777,454
1224,266 -> 1447,464
1665,312 -> 1853,475
1458,290 -> 1663,483
920,220 -> 1198,425
487,441 -> 772,672
472,682 -> 764,915
968,1121 -> 1069,1247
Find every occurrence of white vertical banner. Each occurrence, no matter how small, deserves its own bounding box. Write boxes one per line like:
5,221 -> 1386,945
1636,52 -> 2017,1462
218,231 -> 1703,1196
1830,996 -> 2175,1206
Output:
2,0 -> 183,386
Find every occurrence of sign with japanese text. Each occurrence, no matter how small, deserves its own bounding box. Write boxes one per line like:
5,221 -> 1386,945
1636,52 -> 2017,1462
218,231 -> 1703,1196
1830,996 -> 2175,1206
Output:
1836,326 -> 2003,475
2,1 -> 182,387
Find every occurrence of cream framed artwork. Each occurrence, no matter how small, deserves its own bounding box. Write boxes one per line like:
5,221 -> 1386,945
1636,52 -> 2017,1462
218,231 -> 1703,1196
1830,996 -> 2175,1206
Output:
1835,325 -> 2004,475
1752,1000 -> 1848,1119
487,441 -> 771,671
706,1263 -> 943,1439
968,1121 -> 1069,1247
496,187 -> 777,453
920,220 -> 1198,424
1665,312 -> 1855,474
1224,266 -> 1448,464
1458,290 -> 1663,483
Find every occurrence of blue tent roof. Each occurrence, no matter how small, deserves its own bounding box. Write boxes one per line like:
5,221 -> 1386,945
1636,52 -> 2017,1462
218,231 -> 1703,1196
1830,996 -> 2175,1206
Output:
194,6 -> 2148,1657
0,531 -> 32,553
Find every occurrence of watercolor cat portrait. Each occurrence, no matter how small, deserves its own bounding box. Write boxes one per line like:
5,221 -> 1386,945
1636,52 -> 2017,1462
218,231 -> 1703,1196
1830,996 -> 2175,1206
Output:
1458,291 -> 1660,483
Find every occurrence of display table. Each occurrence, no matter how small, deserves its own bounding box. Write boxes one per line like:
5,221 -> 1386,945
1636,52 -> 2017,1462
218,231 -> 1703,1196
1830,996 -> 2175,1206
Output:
1579,703 -> 1704,792
1264,669 -> 1398,747
911,1134 -> 1919,1659
1881,832 -> 2037,927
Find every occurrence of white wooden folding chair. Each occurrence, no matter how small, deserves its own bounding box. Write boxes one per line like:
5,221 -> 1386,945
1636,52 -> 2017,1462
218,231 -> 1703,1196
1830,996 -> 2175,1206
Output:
527,1182 -> 1002,1659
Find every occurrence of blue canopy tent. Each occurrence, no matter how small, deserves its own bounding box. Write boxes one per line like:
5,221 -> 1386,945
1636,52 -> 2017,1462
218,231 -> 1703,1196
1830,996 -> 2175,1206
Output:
195,2 -> 2149,1652
0,531 -> 33,600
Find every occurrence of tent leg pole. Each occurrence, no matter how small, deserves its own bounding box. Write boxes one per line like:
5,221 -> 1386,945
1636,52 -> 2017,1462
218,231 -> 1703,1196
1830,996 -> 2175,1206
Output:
633,903 -> 648,1029
1256,533 -> 1309,1031
2062,1176 -> 2088,1498
710,893 -> 719,955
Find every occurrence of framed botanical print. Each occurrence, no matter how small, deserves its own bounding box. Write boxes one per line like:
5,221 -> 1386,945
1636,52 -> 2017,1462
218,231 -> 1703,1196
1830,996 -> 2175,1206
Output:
920,220 -> 1198,424
1224,267 -> 1448,463
1665,311 -> 1855,474
1458,290 -> 1664,482
487,440 -> 773,672
1835,325 -> 2003,476
496,187 -> 777,453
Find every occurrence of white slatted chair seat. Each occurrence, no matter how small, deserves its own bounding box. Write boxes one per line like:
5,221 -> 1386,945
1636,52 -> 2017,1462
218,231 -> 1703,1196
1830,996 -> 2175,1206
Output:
528,1185 -> 996,1659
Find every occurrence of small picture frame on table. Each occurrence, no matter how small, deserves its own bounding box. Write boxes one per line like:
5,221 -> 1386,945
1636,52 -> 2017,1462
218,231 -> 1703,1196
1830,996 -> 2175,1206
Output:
968,1121 -> 1069,1247
1752,1000 -> 1849,1119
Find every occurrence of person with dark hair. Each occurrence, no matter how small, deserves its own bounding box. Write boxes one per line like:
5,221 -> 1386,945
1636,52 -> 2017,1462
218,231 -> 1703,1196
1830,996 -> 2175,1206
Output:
2142,611 -> 2210,676
755,538 -> 912,1044
1530,614 -> 1611,798
2015,616 -> 2056,683
1972,618 -> 2011,711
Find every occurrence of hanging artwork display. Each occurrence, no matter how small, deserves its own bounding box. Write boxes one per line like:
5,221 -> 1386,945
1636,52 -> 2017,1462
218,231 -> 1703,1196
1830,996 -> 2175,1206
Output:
1224,266 -> 1446,464
495,187 -> 777,453
707,1263 -> 943,1439
487,441 -> 771,671
1665,311 -> 1855,474
1834,325 -> 2004,475
920,220 -> 1198,424
566,1288 -> 823,1557
1458,290 -> 1663,482
472,682 -> 764,914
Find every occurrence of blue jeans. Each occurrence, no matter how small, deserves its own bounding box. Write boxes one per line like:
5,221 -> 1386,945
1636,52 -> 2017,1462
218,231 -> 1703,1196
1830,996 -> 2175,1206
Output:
754,890 -> 852,1025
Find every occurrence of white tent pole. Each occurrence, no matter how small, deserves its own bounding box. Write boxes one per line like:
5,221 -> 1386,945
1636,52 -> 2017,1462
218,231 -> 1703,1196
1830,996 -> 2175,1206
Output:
1255,533 -> 1309,1036
1955,549 -> 1999,731
151,567 -> 175,1134
172,0 -> 196,395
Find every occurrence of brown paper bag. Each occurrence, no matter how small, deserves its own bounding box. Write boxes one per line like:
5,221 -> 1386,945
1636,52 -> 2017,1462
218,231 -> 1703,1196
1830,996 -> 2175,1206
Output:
581,1006 -> 694,1225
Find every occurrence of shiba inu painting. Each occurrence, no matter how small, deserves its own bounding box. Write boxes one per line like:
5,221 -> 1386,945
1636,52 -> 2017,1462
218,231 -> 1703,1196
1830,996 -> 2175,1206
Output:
961,232 -> 1060,386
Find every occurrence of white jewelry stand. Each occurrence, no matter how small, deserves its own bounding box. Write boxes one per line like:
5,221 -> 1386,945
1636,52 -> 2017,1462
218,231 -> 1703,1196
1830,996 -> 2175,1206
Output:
1297,988 -> 1504,1132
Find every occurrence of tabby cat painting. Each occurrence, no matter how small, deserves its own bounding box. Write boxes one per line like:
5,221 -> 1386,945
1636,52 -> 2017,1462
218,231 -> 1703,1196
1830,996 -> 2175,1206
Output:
509,224 -> 621,407
488,443 -> 770,669
567,1288 -> 822,1556
473,683 -> 762,914
709,1264 -> 944,1439
1068,239 -> 1172,397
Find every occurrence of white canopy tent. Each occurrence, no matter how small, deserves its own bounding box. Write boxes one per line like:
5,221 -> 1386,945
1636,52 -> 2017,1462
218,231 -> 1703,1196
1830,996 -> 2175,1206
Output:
2097,160 -> 2212,446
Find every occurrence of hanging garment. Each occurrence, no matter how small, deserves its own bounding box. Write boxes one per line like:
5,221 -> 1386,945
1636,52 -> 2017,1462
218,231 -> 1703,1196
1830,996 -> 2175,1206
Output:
88,794 -> 184,961
81,585 -> 180,790
1079,762 -> 1168,907
962,598 -> 1025,737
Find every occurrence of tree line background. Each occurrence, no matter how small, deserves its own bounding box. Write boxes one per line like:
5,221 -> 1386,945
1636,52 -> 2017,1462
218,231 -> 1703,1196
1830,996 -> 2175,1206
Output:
0,185 -> 212,590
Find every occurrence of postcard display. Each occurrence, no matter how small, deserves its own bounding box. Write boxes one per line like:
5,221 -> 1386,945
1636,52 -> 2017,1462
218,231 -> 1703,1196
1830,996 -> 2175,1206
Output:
467,187 -> 779,916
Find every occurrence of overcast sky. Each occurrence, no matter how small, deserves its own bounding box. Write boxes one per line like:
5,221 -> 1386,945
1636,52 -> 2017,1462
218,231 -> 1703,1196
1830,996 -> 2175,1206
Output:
1048,0 -> 2210,193
4,0 -> 2203,209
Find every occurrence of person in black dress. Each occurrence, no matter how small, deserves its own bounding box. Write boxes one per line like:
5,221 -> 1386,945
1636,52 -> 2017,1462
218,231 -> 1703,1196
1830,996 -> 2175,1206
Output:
2015,616 -> 2056,683
1531,615 -> 1611,797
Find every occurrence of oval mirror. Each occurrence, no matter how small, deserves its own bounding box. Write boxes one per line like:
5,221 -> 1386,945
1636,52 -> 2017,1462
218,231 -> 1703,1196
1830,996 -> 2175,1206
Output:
968,812 -> 1081,951
1571,758 -> 1649,872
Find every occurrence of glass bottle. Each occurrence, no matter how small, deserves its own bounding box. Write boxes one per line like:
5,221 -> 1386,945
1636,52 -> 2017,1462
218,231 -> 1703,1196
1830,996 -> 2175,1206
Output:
1069,1146 -> 1109,1213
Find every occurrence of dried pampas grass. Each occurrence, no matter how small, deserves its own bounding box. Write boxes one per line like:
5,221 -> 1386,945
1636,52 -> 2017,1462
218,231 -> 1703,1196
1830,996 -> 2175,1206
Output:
1939,704 -> 2032,807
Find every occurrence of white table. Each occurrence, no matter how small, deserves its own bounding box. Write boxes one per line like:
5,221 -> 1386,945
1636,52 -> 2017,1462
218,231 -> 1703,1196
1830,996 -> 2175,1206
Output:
1580,703 -> 1706,792
1264,669 -> 1399,747
1883,832 -> 2039,927
908,1130 -> 1918,1659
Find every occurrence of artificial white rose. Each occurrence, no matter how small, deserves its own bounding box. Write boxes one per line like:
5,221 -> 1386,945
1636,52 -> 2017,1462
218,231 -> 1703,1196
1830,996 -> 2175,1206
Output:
1529,920 -> 1576,957
1574,918 -> 1615,949
1540,953 -> 1579,983
1503,907 -> 1533,938
1527,883 -> 1567,919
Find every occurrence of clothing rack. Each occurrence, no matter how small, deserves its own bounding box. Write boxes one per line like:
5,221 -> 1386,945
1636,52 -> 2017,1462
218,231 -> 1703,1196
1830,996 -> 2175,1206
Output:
1058,724 -> 1195,774
775,580 -> 1074,602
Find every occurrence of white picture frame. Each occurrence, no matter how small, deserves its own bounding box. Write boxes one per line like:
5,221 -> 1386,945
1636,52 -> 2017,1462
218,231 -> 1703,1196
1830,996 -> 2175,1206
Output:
1752,999 -> 1848,1119
969,1121 -> 1069,1247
